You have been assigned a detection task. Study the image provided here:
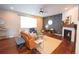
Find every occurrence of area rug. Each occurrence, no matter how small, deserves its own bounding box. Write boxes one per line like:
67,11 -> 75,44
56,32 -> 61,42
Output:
36,35 -> 62,54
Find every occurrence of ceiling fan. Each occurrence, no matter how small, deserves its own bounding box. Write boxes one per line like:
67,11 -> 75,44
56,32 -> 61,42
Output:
39,8 -> 46,15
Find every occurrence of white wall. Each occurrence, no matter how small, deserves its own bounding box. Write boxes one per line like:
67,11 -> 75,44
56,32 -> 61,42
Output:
76,22 -> 79,53
0,10 -> 20,37
75,5 -> 79,54
62,6 -> 78,24
62,5 -> 79,53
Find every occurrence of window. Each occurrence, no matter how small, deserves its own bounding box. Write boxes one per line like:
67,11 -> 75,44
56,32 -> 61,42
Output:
20,16 -> 37,28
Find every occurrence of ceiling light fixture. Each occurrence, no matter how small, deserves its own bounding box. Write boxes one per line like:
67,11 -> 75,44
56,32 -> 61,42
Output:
39,8 -> 44,14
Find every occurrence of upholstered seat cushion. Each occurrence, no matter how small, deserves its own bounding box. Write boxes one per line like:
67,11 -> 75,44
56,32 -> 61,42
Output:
21,32 -> 36,50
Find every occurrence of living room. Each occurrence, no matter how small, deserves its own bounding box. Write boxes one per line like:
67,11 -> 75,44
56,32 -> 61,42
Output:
0,4 -> 79,54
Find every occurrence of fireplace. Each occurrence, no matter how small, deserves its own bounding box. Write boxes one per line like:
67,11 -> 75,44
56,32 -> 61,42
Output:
64,29 -> 72,41
62,24 -> 77,53
62,26 -> 76,42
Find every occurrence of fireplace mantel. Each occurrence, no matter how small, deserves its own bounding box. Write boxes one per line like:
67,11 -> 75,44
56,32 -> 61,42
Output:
63,24 -> 77,29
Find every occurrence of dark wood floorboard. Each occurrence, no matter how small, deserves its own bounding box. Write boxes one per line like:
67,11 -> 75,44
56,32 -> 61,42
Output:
0,34 -> 75,54
44,34 -> 75,54
0,38 -> 18,54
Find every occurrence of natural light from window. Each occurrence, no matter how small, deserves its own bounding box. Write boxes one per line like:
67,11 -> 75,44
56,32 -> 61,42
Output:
20,16 -> 37,28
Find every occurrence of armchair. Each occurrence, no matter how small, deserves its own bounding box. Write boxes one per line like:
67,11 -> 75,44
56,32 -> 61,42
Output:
21,32 -> 36,50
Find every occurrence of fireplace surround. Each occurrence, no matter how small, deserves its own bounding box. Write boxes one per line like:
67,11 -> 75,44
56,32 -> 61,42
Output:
62,25 -> 77,43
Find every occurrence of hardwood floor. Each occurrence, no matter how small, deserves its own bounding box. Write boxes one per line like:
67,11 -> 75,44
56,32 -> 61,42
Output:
53,39 -> 74,54
0,38 -> 39,54
43,32 -> 75,54
18,46 -> 33,54
0,38 -> 18,54
0,34 -> 75,54
18,34 -> 74,54
44,34 -> 74,54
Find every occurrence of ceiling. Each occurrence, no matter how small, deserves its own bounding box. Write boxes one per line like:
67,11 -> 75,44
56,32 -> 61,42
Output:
0,4 -> 77,17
